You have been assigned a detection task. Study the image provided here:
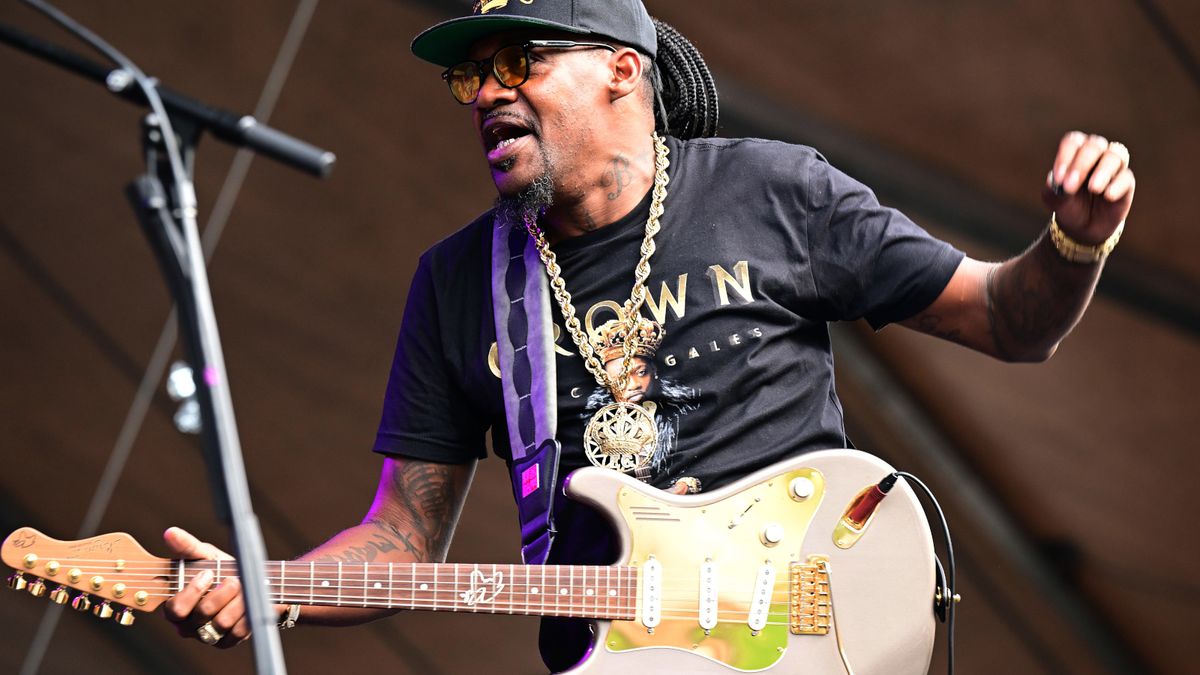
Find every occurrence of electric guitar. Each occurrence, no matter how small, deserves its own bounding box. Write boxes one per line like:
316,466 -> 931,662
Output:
3,449 -> 939,674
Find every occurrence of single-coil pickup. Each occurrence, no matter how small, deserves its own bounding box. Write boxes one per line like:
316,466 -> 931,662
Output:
698,561 -> 718,630
641,557 -> 662,629
747,563 -> 776,632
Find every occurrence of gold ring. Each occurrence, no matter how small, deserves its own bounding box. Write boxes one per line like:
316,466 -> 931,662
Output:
196,621 -> 224,646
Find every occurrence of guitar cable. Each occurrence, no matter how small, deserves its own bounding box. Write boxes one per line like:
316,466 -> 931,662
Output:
890,471 -> 957,675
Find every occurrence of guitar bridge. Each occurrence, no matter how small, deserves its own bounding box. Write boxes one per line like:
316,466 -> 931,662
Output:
789,555 -> 831,635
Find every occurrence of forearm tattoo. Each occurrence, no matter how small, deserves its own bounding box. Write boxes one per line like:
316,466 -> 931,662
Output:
315,461 -> 464,565
986,234 -> 1099,360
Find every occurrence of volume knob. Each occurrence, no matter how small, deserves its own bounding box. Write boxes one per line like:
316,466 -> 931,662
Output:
789,477 -> 815,500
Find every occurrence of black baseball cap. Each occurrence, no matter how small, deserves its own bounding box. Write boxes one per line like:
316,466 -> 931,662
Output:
412,0 -> 657,67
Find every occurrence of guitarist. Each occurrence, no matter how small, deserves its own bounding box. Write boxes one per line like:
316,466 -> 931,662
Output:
161,1 -> 1136,671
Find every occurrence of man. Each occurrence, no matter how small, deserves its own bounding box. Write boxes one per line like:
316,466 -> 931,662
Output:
162,0 -> 1135,671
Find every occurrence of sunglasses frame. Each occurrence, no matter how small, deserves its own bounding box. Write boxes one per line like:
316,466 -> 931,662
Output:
442,40 -> 618,105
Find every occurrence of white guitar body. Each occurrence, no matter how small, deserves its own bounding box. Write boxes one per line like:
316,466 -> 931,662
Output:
561,449 -> 937,674
2,449 -> 938,674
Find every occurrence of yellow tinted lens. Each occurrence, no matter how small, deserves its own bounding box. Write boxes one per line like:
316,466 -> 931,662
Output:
448,63 -> 480,103
493,45 -> 528,87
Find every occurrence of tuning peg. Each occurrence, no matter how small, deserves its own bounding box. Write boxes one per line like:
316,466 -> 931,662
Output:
71,593 -> 92,612
27,579 -> 47,598
116,608 -> 136,627
48,586 -> 70,605
7,572 -> 28,591
93,601 -> 114,620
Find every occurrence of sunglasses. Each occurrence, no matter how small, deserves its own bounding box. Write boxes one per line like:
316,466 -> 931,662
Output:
442,40 -> 617,105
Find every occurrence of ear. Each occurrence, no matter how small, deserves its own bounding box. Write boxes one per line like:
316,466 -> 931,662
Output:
608,47 -> 645,101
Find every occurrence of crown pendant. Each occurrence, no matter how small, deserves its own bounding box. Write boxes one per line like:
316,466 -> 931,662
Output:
584,401 -> 657,473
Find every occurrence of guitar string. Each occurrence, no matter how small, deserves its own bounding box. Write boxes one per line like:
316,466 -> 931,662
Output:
37,587 -> 799,626
11,566 -> 799,602
18,588 -> 800,623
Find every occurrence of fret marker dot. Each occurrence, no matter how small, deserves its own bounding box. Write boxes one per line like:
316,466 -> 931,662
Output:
531,587 -> 539,594
585,589 -> 594,596
320,581 -> 330,587
608,590 -> 617,596
373,582 -> 382,589
560,588 -> 568,595
419,583 -> 428,591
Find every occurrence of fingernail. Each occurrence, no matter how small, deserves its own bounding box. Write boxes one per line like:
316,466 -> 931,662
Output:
1052,182 -> 1064,197
194,570 -> 213,588
1067,170 -> 1080,190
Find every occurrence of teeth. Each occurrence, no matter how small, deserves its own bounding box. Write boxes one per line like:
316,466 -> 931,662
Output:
496,137 -> 518,150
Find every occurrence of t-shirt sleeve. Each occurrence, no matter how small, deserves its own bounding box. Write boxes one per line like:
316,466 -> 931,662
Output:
373,254 -> 489,463
803,157 -> 964,329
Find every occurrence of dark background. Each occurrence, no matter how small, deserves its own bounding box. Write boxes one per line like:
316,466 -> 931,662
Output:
1,1 -> 1197,673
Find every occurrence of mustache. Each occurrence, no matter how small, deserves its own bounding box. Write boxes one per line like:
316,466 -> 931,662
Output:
481,109 -> 540,135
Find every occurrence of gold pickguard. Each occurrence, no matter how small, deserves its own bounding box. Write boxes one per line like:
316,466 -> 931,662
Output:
606,468 -> 825,671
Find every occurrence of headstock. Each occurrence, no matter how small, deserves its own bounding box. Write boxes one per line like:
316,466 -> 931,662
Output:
3,527 -> 171,627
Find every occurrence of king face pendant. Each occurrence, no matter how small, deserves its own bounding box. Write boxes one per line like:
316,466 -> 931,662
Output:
583,401 -> 657,472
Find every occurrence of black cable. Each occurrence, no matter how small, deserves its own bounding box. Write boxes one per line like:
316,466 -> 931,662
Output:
893,470 -> 956,675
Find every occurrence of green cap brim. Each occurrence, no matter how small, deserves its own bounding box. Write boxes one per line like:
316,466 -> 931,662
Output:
411,16 -> 591,67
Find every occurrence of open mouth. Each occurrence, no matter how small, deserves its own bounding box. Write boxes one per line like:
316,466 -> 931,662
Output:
482,117 -> 534,164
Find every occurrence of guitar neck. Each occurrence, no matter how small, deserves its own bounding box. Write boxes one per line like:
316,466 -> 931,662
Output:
182,560 -> 638,620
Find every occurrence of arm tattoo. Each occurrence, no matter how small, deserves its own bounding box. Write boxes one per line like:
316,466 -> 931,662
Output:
599,155 -> 632,200
985,265 -> 1017,361
912,313 -> 967,348
316,534 -> 399,564
986,234 -> 1099,361
369,461 -> 464,562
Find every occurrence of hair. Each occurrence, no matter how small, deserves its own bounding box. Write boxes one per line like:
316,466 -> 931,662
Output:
646,18 -> 719,140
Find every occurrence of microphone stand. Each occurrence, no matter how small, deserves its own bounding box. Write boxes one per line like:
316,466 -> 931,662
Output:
4,4 -> 337,672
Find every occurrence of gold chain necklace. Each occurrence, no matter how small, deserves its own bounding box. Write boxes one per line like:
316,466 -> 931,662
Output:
522,132 -> 670,474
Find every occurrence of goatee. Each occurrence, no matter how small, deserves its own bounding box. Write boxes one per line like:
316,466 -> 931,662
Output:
494,170 -> 554,226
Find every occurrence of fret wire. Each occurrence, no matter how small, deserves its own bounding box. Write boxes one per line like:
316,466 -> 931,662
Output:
387,562 -> 394,610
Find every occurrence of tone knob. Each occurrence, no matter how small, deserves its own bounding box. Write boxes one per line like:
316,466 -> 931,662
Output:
789,477 -> 815,500
760,523 -> 785,546
116,608 -> 136,627
49,586 -> 70,605
93,601 -> 114,619
27,579 -> 47,597
71,593 -> 92,612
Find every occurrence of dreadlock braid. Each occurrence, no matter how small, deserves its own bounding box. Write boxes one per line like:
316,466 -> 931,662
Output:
651,17 -> 719,139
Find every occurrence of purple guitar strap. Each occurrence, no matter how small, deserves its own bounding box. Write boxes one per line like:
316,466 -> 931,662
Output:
491,215 -> 560,566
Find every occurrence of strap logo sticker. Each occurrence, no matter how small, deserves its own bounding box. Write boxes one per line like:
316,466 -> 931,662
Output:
520,463 -> 540,498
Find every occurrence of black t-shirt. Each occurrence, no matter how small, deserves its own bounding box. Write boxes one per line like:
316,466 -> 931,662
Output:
375,136 -> 963,671
374,136 -> 962,494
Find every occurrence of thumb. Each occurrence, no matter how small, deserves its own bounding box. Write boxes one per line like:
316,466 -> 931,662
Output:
1041,171 -> 1065,212
666,480 -> 690,495
163,527 -> 231,560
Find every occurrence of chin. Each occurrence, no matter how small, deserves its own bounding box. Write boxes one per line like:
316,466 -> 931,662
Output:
490,160 -> 536,197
